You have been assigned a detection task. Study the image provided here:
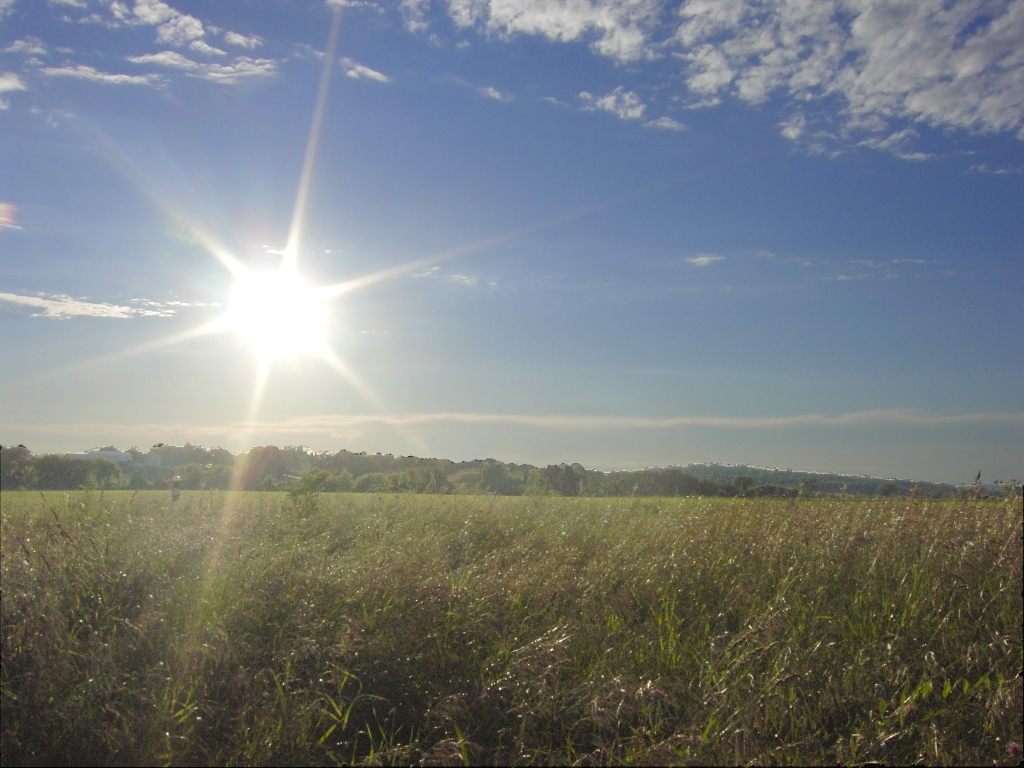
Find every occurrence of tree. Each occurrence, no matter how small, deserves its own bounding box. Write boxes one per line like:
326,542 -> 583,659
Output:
876,481 -> 900,497
734,476 -> 755,497
181,463 -> 207,490
33,455 -> 92,490
91,458 -> 121,489
1,445 -> 34,490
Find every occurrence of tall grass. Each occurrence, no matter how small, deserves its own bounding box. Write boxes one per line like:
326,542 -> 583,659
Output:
2,491 -> 1020,765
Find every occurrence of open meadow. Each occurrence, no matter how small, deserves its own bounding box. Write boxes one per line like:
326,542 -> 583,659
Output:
1,490 -> 1021,766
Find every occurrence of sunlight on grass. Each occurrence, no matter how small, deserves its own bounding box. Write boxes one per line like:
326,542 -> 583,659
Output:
1,492 -> 1020,765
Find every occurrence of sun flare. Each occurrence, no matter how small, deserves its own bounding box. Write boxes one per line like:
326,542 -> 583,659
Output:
228,267 -> 328,358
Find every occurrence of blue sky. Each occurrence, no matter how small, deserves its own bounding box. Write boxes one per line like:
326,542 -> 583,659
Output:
1,0 -> 1022,483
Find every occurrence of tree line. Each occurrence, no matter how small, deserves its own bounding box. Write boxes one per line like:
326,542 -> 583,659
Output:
2,444 -> 1010,499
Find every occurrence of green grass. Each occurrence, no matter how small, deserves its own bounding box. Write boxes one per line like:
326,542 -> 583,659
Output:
1,490 -> 1021,765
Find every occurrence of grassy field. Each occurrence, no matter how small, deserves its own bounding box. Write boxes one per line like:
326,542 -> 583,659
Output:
1,491 -> 1020,766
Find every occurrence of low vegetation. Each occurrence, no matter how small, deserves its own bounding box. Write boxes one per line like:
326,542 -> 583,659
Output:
2,490 -> 1020,765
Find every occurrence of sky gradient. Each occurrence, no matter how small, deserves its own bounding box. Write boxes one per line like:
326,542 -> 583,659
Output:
1,0 -> 1022,483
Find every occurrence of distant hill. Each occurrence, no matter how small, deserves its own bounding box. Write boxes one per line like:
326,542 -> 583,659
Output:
1,443 -> 1012,499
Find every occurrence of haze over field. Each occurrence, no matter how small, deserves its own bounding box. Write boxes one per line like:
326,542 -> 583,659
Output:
1,0 -> 1022,483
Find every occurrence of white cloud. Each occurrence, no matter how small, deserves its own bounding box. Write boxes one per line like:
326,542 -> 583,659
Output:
340,58 -> 390,82
675,0 -> 1024,144
779,113 -> 806,141
5,38 -> 48,55
969,162 -> 1023,174
0,293 -> 136,319
292,43 -> 324,61
155,12 -> 205,45
49,0 -> 86,6
0,71 -> 27,93
131,0 -> 229,60
445,0 -> 658,62
450,274 -> 477,287
223,31 -> 263,49
400,0 -> 431,32
0,0 -> 17,18
645,115 -> 686,130
126,51 -> 197,70
127,52 -> 277,84
132,0 -> 177,26
0,292 -> 201,318
41,65 -> 162,85
686,254 -> 725,266
194,57 -> 277,84
189,39 -> 226,56
128,298 -> 204,315
580,86 -> 646,119
857,128 -> 933,161
109,1 -> 130,22
479,85 -> 511,101
426,1 -> 1024,153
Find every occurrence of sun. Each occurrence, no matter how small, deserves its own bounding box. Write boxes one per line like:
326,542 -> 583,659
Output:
228,266 -> 328,358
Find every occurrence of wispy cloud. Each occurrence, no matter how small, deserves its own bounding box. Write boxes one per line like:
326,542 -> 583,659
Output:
126,52 -> 277,84
0,292 -> 197,319
479,85 -> 511,101
686,255 -> 725,267
12,409 -> 1022,439
5,37 -> 48,55
857,129 -> 933,161
645,116 -> 686,131
450,274 -> 478,287
580,87 -> 646,120
970,162 -> 1024,175
40,65 -> 162,86
0,71 -> 27,108
340,57 -> 390,82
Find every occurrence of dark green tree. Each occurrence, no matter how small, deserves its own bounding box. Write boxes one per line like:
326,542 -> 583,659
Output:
1,445 -> 34,490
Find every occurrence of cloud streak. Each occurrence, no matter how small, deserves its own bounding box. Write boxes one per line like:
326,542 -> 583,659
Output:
340,57 -> 390,82
7,409 -> 1023,437
0,292 -> 195,319
126,51 -> 277,84
40,65 -> 162,85
686,255 -> 724,266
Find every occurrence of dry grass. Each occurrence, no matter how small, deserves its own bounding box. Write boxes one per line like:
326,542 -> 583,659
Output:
1,490 -> 1021,765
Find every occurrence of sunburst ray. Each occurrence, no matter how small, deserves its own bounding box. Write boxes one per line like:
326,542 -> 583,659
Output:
1,317 -> 232,392
283,8 -> 343,272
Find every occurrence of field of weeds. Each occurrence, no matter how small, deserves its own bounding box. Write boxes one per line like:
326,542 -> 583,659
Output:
1,490 -> 1021,766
